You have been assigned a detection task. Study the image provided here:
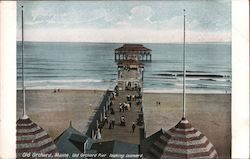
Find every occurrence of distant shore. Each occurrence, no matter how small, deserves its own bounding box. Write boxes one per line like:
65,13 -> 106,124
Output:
17,89 -> 231,158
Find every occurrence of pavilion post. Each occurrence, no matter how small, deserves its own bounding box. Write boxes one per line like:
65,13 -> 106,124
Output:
100,113 -> 103,122
108,96 -> 110,105
92,129 -> 95,139
103,107 -> 106,118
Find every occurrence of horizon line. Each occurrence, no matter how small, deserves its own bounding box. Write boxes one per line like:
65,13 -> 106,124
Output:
16,40 -> 231,44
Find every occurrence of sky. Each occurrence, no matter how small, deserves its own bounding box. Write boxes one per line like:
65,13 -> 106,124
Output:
17,0 -> 231,43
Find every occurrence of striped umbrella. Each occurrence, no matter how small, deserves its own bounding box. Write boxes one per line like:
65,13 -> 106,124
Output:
16,117 -> 58,158
148,118 -> 218,159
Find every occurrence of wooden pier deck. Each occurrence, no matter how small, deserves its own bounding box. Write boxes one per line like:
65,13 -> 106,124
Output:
98,89 -> 143,144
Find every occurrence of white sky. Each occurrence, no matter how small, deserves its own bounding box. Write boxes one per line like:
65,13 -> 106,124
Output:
17,1 -> 231,43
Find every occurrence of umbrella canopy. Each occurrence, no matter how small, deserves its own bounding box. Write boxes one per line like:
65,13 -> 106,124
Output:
16,117 -> 58,158
148,118 -> 218,159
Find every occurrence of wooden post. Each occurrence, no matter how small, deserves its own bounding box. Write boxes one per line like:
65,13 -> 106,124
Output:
103,107 -> 106,118
142,69 -> 144,81
106,101 -> 109,108
118,68 -> 120,79
92,129 -> 95,139
150,54 -> 152,61
100,113 -> 103,122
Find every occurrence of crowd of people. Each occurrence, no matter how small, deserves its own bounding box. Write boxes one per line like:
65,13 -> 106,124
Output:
93,84 -> 143,140
53,88 -> 61,93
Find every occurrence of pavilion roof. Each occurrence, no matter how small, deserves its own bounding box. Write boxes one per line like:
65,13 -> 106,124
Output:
115,44 -> 151,52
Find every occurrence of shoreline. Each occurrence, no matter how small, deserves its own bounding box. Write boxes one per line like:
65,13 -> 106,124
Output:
17,87 -> 110,91
17,87 -> 231,94
143,89 -> 231,94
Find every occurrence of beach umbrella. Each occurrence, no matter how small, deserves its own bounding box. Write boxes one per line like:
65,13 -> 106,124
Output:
148,117 -> 218,159
147,9 -> 218,159
16,6 -> 58,158
16,117 -> 58,158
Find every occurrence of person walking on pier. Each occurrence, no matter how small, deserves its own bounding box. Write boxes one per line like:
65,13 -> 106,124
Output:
127,94 -> 132,101
111,118 -> 115,129
132,95 -> 135,101
109,120 -> 112,129
98,124 -> 103,134
96,128 -> 101,139
104,116 -> 108,124
132,122 -> 136,133
119,103 -> 122,112
110,107 -> 115,114
120,116 -> 125,126
122,104 -> 125,112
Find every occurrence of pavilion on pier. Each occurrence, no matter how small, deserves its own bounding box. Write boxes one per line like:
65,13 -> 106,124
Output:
114,44 -> 152,62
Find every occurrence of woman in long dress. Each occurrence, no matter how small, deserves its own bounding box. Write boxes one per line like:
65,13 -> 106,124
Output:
96,128 -> 101,139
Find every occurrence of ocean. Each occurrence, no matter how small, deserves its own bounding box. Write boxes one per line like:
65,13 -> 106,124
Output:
17,42 -> 231,93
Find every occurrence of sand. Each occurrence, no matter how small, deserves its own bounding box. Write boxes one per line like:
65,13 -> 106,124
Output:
17,90 -> 231,158
17,89 -> 105,138
143,93 -> 231,158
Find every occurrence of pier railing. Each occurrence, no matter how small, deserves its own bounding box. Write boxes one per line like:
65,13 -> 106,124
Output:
85,90 -> 113,138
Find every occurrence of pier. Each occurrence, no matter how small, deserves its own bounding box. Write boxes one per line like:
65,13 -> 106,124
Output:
99,89 -> 143,144
87,44 -> 151,145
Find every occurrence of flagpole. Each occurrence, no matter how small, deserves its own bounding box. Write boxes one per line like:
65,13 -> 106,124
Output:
182,9 -> 186,119
21,5 -> 27,119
